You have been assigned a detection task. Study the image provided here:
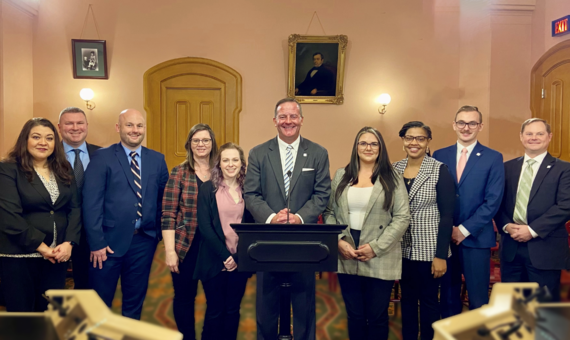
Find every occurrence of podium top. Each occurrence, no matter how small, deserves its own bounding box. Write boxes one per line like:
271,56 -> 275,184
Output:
231,223 -> 346,233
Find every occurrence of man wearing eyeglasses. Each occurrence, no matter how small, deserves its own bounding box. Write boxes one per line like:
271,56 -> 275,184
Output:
433,106 -> 505,317
244,98 -> 331,340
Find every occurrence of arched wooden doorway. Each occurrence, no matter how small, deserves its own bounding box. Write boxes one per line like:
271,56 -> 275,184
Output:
144,57 -> 242,169
531,40 -> 570,161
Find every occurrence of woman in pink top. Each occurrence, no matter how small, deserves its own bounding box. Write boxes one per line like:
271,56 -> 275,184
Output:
194,142 -> 252,340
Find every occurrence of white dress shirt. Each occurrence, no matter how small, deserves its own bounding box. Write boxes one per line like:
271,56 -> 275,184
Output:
455,141 -> 478,237
502,151 -> 548,238
266,135 -> 304,223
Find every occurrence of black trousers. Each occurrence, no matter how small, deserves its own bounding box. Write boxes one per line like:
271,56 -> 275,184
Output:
501,242 -> 561,302
1,257 -> 67,312
338,273 -> 395,340
400,258 -> 441,340
171,233 -> 200,340
70,230 -> 91,289
201,270 -> 249,340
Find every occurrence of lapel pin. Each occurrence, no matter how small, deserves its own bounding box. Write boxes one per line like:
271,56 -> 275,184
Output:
476,153 -> 481,156
303,153 -> 307,157
547,165 -> 552,169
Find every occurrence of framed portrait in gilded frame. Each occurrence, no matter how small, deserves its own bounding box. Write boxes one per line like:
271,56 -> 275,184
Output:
288,34 -> 347,104
72,39 -> 108,79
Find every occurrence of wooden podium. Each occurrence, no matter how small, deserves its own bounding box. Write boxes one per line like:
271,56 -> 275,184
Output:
232,223 -> 345,340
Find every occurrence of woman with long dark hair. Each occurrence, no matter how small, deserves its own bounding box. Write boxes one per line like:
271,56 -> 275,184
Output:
161,123 -> 218,340
392,121 -> 455,340
323,126 -> 410,340
194,142 -> 251,340
0,118 -> 81,312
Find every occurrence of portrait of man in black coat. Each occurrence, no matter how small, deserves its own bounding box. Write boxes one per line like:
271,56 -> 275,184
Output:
295,52 -> 337,96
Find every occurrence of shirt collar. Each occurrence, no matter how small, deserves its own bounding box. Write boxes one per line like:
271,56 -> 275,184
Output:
456,140 -> 477,155
121,142 -> 142,158
277,135 -> 301,151
63,141 -> 88,154
524,151 -> 548,165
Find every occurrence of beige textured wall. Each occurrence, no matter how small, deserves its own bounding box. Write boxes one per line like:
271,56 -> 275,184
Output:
0,1 -> 34,157
0,0 -> 564,169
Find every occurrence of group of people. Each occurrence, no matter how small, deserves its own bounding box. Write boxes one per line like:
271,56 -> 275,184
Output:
0,98 -> 569,340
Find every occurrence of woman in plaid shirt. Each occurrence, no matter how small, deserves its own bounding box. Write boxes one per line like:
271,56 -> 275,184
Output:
161,124 -> 218,340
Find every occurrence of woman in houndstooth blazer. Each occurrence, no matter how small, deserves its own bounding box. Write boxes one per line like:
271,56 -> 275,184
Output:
392,121 -> 455,340
323,126 -> 410,340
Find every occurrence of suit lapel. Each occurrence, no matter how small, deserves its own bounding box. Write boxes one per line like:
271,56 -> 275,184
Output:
447,145 -> 458,181
115,143 -> 138,195
337,183 -> 350,226
289,137 -> 308,194
30,174 -> 53,206
141,147 -> 150,200
362,179 -> 383,224
529,153 -> 555,204
408,157 -> 432,202
458,142 -> 483,187
268,138 -> 287,199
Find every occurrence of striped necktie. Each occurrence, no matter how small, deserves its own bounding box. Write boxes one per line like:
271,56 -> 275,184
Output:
130,151 -> 142,219
513,159 -> 537,225
283,145 -> 293,196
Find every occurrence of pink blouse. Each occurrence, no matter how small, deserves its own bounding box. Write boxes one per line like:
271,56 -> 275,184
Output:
215,182 -> 244,254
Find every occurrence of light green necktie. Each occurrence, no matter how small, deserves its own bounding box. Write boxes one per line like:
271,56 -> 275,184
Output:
513,159 -> 537,224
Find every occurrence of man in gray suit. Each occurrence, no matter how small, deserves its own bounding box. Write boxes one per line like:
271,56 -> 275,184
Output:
244,98 -> 331,340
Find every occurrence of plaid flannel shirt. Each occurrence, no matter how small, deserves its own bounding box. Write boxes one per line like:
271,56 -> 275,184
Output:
161,163 -> 198,261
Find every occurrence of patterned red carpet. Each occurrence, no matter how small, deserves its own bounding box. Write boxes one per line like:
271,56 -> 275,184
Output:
110,242 -> 405,340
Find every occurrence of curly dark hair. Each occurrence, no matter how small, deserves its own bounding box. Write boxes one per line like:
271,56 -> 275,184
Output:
210,142 -> 246,191
5,118 -> 72,185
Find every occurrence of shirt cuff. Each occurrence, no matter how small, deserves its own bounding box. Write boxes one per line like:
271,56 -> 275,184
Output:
266,213 -> 276,224
502,224 -> 509,233
295,214 -> 304,224
528,226 -> 538,238
458,225 -> 470,237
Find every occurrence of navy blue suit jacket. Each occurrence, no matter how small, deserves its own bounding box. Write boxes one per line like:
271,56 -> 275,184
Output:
494,153 -> 570,270
82,143 -> 169,257
433,142 -> 504,248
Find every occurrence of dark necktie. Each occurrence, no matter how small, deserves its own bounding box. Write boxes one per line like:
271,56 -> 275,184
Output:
73,149 -> 84,188
130,151 -> 142,219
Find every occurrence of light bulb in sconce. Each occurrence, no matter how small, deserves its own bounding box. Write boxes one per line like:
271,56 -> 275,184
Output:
376,93 -> 391,114
79,88 -> 96,110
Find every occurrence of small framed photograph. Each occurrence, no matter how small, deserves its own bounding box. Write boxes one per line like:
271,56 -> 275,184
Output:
72,39 -> 108,79
288,34 -> 347,104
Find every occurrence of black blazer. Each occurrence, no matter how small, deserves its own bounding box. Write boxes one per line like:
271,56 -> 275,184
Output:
86,142 -> 102,157
0,162 -> 81,254
495,153 -> 570,270
194,180 -> 252,282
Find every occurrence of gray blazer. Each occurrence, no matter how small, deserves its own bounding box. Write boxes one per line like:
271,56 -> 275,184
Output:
244,136 -> 331,224
323,168 -> 411,280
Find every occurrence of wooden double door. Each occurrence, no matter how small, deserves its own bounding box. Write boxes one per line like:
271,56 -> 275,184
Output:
531,40 -> 570,161
144,58 -> 242,170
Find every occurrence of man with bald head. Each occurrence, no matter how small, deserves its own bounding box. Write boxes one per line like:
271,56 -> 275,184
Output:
83,109 -> 168,319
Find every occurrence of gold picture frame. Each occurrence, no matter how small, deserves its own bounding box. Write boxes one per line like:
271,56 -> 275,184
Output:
288,34 -> 348,105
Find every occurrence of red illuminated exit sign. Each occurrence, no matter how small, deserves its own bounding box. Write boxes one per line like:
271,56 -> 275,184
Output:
553,16 -> 569,37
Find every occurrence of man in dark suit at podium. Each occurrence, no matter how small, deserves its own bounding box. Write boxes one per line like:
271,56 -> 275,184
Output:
244,98 -> 331,340
58,107 -> 101,289
495,118 -> 570,301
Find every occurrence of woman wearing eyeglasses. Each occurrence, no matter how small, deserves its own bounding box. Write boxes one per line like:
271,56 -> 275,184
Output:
161,124 -> 218,340
324,126 -> 410,340
392,121 -> 455,340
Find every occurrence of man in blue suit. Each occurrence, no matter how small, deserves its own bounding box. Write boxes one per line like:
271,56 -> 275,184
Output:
83,109 -> 168,319
433,105 -> 504,317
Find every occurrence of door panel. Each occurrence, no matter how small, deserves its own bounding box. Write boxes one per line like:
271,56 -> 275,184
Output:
144,58 -> 242,170
531,41 -> 570,162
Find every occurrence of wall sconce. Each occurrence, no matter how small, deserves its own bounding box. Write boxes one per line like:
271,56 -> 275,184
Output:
79,88 -> 96,110
376,93 -> 391,114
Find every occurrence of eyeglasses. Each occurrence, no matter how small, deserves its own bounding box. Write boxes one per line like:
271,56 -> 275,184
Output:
454,121 -> 480,129
402,136 -> 429,143
357,141 -> 380,149
191,138 -> 212,145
